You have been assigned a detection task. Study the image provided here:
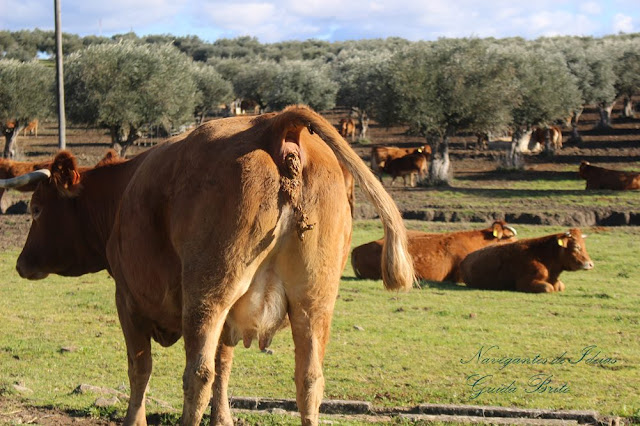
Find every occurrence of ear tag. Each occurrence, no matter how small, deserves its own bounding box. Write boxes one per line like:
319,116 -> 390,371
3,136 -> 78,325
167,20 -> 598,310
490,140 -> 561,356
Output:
493,229 -> 499,237
558,238 -> 567,248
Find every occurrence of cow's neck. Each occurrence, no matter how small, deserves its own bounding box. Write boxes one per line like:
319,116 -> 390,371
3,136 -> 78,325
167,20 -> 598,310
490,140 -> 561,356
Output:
76,155 -> 145,270
528,236 -> 565,276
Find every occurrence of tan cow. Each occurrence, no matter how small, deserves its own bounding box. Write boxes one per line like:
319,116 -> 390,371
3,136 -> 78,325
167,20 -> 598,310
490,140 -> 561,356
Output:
23,119 -> 38,137
531,126 -> 562,152
338,117 -> 356,141
460,228 -> 593,293
352,221 -> 517,282
8,105 -> 413,426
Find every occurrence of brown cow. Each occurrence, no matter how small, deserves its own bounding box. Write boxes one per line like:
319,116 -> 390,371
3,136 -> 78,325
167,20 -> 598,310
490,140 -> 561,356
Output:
0,151 -> 121,211
0,158 -> 53,209
460,228 -> 593,293
338,117 -> 356,141
579,161 -> 640,190
370,145 -> 430,181
7,105 -> 413,426
383,149 -> 429,187
352,221 -> 517,282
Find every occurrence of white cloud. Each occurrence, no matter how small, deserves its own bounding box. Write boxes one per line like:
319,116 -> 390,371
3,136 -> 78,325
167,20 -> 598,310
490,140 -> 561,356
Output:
612,13 -> 633,33
580,2 -> 601,15
0,0 -> 637,42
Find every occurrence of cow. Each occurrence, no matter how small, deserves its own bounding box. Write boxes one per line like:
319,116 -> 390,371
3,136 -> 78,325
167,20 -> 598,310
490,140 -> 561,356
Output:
0,158 -> 53,210
6,105 -> 414,426
23,119 -> 39,137
579,161 -> 640,190
0,151 -> 122,211
338,118 -> 356,141
382,150 -> 429,187
460,228 -> 593,293
352,221 -> 517,282
370,145 -> 430,181
530,126 -> 562,152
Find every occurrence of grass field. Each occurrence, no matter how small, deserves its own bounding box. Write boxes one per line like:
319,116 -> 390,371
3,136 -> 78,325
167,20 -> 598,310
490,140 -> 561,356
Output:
1,221 -> 638,424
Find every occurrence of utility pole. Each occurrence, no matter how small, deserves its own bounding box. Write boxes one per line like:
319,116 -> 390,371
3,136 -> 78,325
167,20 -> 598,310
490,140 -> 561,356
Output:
54,0 -> 66,150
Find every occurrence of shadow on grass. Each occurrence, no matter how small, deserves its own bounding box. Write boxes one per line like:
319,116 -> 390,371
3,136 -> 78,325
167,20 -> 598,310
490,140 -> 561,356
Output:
418,280 -> 473,291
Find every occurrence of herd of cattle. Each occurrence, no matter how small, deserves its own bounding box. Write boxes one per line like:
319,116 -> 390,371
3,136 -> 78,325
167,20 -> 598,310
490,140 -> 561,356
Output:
0,108 -> 633,425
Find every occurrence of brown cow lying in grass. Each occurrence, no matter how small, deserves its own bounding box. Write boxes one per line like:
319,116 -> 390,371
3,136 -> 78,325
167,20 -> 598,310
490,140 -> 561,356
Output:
579,161 -> 640,190
460,228 -> 593,293
352,221 -> 517,282
383,149 -> 430,187
370,145 -> 430,181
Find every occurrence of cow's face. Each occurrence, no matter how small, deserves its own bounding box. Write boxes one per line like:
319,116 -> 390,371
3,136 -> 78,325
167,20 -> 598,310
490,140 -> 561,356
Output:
557,228 -> 594,271
16,152 -> 86,279
579,161 -> 590,179
490,221 -> 518,242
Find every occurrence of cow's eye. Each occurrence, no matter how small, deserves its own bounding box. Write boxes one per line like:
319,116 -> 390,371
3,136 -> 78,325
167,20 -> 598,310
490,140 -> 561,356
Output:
31,205 -> 42,220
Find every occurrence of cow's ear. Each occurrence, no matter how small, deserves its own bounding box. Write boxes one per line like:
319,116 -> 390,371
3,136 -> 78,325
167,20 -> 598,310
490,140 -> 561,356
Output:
492,222 -> 503,239
557,236 -> 569,248
50,151 -> 82,197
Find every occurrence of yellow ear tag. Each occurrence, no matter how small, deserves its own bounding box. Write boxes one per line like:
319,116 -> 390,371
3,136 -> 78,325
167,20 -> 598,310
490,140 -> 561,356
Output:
558,238 -> 567,248
493,229 -> 499,237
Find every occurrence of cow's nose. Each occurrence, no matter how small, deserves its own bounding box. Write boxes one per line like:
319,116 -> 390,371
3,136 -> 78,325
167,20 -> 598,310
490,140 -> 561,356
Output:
583,261 -> 594,270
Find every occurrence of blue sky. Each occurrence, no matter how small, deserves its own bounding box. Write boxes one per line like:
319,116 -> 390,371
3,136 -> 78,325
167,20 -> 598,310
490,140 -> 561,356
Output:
1,0 -> 637,43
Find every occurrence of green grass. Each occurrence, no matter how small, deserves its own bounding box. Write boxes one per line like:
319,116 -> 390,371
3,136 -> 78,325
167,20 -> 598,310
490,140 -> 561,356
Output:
0,222 -> 639,423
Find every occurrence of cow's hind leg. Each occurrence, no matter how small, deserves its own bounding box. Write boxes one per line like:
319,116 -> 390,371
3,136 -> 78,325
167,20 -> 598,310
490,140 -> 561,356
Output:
116,290 -> 152,426
180,300 -> 229,426
210,327 -> 235,426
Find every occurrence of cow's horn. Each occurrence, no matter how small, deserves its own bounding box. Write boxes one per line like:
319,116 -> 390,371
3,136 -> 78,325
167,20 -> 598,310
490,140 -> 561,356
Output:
0,169 -> 51,188
504,225 -> 517,236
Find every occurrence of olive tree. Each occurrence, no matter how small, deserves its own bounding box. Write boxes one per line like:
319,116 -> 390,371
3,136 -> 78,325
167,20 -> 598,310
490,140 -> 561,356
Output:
230,60 -> 280,112
192,63 -> 233,124
65,41 -> 199,156
0,59 -> 54,158
378,39 -> 519,184
264,60 -> 338,112
613,39 -> 640,118
501,45 -> 582,153
332,51 -> 392,140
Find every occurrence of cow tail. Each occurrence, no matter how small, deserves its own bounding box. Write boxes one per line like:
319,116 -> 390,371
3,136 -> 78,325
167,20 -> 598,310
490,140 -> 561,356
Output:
272,105 -> 415,291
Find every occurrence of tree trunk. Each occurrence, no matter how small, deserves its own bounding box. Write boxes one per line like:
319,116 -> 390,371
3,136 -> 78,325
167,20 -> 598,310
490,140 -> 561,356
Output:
567,107 -> 583,145
428,135 -> 451,185
597,101 -> 615,128
3,125 -> 24,159
119,125 -> 141,158
622,96 -> 635,118
543,127 -> 555,156
358,111 -> 369,140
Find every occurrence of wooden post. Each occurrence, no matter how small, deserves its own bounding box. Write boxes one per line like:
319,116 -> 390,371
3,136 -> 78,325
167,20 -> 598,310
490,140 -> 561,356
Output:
54,0 -> 66,150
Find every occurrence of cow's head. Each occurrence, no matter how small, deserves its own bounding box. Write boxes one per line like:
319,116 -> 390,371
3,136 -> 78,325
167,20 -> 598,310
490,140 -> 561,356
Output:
488,221 -> 518,242
579,161 -> 590,179
15,151 -> 98,280
556,228 -> 594,271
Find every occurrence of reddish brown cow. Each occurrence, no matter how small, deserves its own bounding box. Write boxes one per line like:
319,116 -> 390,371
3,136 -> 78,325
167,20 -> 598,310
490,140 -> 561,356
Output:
579,161 -> 640,190
370,145 -> 430,181
352,221 -> 517,282
0,158 -> 53,209
383,150 -> 430,187
7,105 -> 413,426
460,228 -> 593,293
0,151 -> 121,210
